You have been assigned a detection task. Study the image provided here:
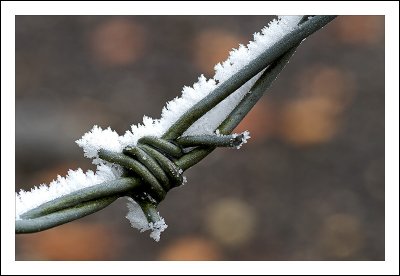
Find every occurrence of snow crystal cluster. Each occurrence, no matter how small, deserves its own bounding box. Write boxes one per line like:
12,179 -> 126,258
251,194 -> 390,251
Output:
215,129 -> 251,149
125,198 -> 168,242
15,164 -> 122,219
235,130 -> 251,149
16,16 -> 302,240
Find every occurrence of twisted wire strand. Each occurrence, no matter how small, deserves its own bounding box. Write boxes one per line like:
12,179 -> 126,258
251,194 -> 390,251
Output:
16,196 -> 117,233
14,47 -> 300,232
16,37 -> 303,232
162,16 -> 336,140
15,16 -> 337,234
16,133 -> 244,233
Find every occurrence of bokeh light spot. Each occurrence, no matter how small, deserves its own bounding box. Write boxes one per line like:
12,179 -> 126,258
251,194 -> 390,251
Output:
158,236 -> 222,261
205,198 -> 256,247
193,29 -> 244,75
89,18 -> 145,67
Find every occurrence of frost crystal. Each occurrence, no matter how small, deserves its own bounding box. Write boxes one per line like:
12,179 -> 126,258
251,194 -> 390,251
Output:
236,130 -> 251,149
15,164 -> 122,219
16,16 -> 302,240
125,198 -> 167,242
76,16 -> 302,156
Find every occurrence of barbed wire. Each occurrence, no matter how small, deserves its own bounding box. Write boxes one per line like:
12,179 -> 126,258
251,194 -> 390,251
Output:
16,15 -> 337,234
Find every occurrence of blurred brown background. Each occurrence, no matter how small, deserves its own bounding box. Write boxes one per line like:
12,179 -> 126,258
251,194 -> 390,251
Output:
15,16 -> 384,261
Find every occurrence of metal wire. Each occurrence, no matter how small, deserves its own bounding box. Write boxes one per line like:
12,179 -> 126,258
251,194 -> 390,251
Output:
15,15 -> 337,234
16,133 -> 246,233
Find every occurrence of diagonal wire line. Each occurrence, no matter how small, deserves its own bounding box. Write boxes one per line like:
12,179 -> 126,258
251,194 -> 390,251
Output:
15,15 -> 337,234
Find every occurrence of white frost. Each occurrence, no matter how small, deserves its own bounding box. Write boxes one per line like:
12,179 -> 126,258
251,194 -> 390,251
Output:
236,130 -> 251,149
16,16 -> 302,240
76,15 -> 302,157
125,198 -> 168,242
15,164 -> 122,219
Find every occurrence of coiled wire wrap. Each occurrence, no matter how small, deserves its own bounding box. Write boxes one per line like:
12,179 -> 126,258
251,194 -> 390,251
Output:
98,134 -> 246,224
101,134 -> 246,202
99,137 -> 184,203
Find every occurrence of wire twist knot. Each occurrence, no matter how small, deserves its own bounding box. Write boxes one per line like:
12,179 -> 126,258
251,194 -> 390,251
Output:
97,133 -> 247,223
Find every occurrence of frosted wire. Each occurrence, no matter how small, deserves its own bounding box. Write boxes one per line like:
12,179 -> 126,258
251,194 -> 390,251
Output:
15,164 -> 122,219
16,16 -> 302,240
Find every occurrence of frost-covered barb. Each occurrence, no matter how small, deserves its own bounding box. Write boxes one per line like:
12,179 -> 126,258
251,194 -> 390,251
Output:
15,16 -> 337,241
